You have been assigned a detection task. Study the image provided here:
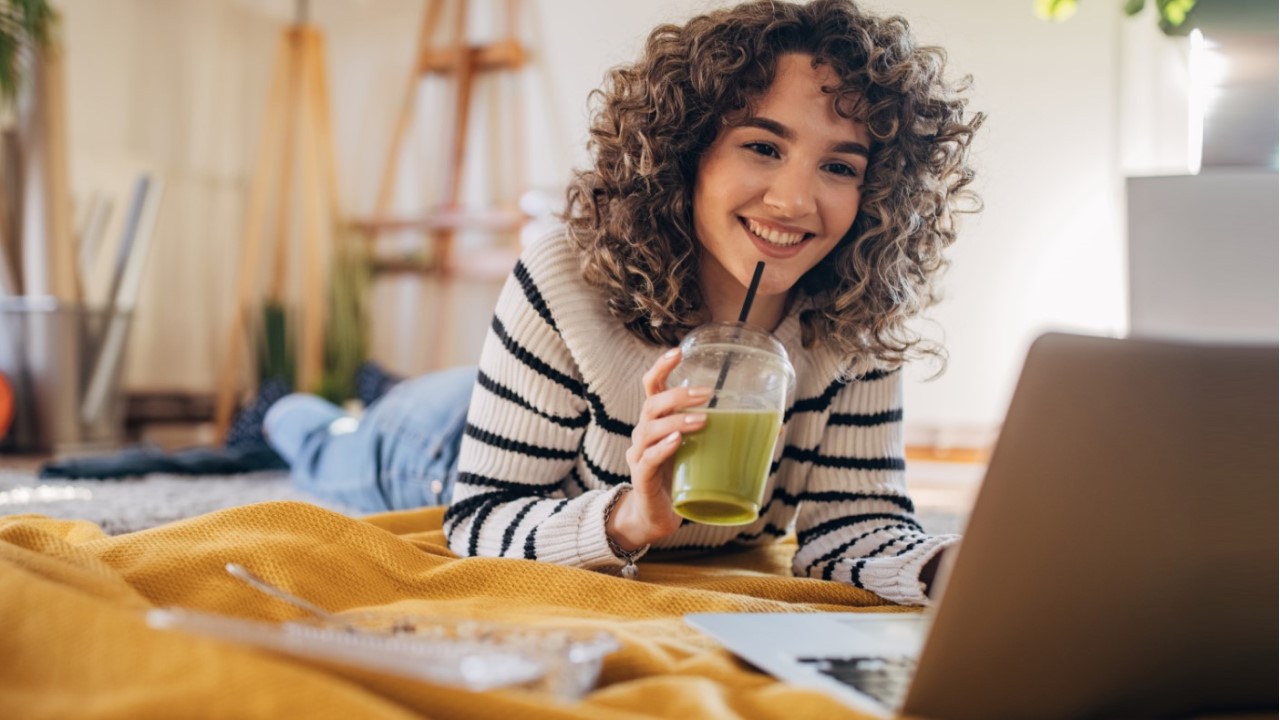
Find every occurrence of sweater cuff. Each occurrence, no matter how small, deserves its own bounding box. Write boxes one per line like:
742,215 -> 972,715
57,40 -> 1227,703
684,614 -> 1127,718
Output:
860,534 -> 960,606
533,486 -> 629,572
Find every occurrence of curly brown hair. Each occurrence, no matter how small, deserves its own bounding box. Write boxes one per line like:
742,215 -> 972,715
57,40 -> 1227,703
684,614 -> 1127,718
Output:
564,0 -> 983,370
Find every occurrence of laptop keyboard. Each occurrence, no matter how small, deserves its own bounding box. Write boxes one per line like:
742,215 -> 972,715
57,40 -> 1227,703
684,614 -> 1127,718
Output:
796,655 -> 917,708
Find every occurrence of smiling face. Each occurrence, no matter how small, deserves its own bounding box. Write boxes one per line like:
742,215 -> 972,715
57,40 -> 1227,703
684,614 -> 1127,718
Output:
692,53 -> 871,327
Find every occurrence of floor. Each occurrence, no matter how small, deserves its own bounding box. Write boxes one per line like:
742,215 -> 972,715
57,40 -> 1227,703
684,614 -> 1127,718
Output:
0,453 -> 43,473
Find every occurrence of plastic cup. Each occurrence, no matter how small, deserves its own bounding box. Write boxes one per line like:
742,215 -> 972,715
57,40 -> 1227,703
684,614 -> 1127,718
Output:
665,322 -> 795,525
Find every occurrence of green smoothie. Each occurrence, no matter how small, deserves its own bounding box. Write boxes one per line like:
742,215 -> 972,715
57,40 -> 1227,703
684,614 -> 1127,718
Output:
671,408 -> 782,525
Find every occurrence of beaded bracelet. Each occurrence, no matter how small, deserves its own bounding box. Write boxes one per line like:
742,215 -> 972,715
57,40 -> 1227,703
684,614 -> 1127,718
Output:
603,486 -> 649,579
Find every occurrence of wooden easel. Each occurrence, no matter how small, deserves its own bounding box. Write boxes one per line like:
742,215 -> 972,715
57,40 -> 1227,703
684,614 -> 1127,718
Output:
351,0 -> 529,368
213,0 -> 342,438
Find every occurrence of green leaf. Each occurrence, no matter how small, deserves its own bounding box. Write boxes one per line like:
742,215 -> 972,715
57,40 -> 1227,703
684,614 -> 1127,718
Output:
1156,0 -> 1196,28
1034,0 -> 1079,22
0,29 -> 18,104
0,0 -> 54,107
256,301 -> 295,387
318,225 -> 371,403
16,0 -> 54,47
1123,0 -> 1146,17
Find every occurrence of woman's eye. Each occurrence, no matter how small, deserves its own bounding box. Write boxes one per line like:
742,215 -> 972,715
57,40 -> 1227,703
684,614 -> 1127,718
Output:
744,142 -> 780,158
824,162 -> 859,178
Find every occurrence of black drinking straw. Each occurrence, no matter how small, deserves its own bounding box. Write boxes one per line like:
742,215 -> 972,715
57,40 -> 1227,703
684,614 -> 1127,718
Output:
707,261 -> 765,409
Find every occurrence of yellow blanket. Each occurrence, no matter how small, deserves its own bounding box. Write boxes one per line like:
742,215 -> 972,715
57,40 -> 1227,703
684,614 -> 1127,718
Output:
0,501 -> 912,719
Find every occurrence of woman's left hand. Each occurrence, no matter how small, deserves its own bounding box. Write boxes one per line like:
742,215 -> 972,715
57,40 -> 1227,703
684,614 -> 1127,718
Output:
610,348 -> 708,551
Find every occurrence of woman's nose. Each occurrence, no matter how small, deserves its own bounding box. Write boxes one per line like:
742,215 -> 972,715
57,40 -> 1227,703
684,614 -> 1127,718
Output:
762,164 -> 818,219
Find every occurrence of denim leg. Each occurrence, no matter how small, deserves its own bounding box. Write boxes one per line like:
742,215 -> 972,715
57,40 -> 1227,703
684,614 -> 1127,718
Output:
265,365 -> 478,513
264,395 -> 345,465
367,365 -> 477,511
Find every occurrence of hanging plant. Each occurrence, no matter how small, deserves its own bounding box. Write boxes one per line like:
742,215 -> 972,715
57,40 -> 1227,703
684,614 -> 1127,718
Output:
1035,0 -> 1199,35
0,0 -> 55,108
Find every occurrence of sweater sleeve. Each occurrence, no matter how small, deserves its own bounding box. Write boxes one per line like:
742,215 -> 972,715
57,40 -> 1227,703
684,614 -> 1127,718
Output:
790,369 -> 959,606
443,252 -> 629,571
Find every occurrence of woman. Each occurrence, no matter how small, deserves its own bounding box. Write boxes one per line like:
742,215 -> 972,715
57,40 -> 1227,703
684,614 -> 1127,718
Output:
268,0 -> 981,606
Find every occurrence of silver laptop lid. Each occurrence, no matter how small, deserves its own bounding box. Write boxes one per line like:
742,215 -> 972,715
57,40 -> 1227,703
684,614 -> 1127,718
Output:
905,333 -> 1278,720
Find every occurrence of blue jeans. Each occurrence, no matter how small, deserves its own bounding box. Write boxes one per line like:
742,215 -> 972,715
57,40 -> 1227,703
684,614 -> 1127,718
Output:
264,365 -> 477,513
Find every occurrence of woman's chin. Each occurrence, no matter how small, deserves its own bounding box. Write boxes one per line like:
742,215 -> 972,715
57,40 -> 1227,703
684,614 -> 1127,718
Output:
749,268 -> 799,297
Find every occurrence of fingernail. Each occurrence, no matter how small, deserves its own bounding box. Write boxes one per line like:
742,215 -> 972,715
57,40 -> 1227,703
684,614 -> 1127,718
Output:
687,387 -> 712,398
684,413 -> 706,425
665,431 -> 681,443
664,347 -> 680,359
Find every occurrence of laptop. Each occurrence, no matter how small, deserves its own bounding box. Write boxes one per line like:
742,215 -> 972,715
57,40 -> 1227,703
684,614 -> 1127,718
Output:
687,332 -> 1278,719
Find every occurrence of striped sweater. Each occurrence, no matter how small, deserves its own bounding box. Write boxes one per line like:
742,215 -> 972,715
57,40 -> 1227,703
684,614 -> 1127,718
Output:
444,231 -> 957,605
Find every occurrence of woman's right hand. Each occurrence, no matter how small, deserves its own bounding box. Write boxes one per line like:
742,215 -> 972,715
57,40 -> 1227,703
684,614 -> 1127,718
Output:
610,347 -> 710,551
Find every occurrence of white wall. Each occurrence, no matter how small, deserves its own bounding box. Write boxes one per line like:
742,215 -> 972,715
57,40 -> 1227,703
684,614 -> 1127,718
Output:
58,0 -> 275,394
55,0 -> 1141,440
863,0 -> 1128,436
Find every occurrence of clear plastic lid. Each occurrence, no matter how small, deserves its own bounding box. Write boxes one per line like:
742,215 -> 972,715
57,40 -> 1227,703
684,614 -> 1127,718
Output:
666,322 -> 795,411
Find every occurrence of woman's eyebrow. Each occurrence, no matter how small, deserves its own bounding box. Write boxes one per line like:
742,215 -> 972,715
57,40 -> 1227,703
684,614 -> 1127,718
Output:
739,116 -> 869,156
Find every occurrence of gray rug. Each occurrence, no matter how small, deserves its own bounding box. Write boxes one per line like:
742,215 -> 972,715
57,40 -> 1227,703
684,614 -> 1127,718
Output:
0,469 -> 357,535
0,468 -> 967,537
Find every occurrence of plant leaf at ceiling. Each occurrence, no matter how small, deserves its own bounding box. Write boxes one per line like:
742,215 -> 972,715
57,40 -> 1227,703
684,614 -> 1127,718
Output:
1155,0 -> 1197,34
1035,0 -> 1198,35
1035,0 -> 1079,22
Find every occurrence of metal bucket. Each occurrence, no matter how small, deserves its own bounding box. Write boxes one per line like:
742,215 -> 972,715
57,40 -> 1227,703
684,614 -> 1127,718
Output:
0,296 -> 132,454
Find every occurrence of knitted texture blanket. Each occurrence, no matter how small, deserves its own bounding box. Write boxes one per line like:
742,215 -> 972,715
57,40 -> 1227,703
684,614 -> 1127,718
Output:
0,501 -> 911,719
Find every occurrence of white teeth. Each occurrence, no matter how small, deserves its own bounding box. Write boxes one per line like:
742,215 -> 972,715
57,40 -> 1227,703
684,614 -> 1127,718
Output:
745,218 -> 806,246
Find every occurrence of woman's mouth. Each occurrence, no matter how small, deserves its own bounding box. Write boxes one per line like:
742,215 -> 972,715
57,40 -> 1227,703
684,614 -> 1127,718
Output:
741,217 -> 813,249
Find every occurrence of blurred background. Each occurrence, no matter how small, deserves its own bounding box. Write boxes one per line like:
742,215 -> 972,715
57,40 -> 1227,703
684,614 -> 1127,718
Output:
0,0 -> 1276,457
